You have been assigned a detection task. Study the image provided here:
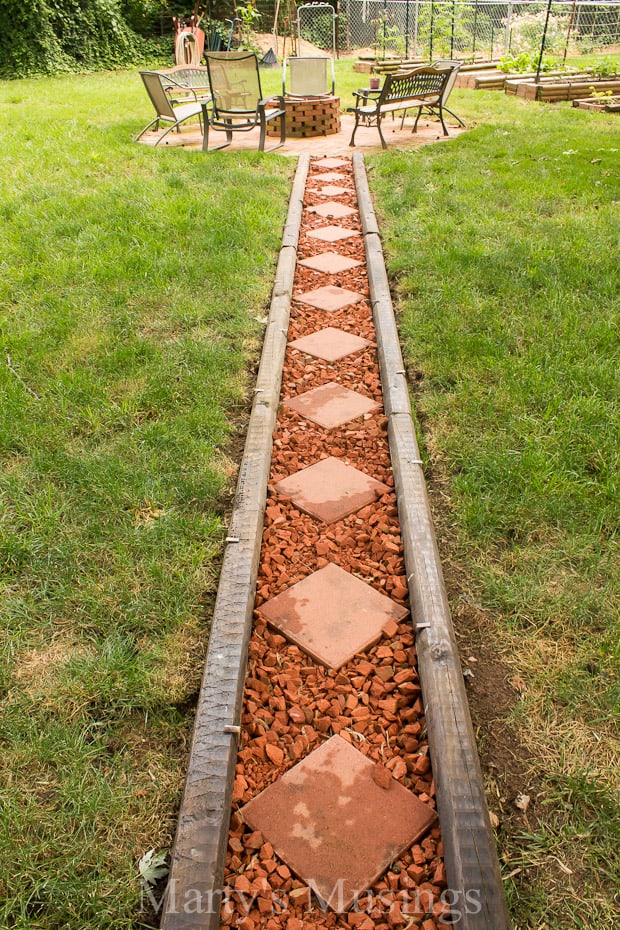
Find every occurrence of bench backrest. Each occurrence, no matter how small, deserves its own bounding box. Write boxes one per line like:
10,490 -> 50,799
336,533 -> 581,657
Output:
159,65 -> 210,91
379,67 -> 449,106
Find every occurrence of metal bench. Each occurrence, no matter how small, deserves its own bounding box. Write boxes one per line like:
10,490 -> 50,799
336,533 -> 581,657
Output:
349,66 -> 452,149
158,65 -> 211,103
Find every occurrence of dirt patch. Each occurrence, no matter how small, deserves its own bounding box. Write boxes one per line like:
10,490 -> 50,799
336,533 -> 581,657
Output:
256,33 -> 331,59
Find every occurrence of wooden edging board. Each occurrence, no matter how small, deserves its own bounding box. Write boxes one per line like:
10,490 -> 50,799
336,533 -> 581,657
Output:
160,154 -> 310,930
352,151 -> 511,930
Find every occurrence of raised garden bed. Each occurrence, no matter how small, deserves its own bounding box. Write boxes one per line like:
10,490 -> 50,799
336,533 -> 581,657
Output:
354,57 -> 423,75
573,94 -> 620,112
459,67 -> 579,91
511,74 -> 620,101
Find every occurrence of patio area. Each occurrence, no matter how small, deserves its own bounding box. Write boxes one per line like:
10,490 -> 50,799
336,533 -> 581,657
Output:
136,111 -> 466,156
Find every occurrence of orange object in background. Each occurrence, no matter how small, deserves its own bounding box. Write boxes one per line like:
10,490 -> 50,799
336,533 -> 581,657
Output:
173,15 -> 205,65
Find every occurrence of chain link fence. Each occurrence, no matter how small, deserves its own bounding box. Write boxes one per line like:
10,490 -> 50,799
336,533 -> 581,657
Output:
298,2 -> 338,53
335,1 -> 620,60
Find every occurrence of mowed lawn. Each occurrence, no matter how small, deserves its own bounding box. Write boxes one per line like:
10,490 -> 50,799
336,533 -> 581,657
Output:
0,63 -> 619,930
0,71 -> 292,927
369,90 -> 619,928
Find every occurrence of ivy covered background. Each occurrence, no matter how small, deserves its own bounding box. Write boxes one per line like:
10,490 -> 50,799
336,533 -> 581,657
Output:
0,1 -> 233,78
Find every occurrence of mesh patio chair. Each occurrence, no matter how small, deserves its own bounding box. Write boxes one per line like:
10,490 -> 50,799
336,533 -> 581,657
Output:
282,56 -> 335,97
427,59 -> 465,127
136,70 -> 206,145
397,61 -> 464,133
202,51 -> 286,153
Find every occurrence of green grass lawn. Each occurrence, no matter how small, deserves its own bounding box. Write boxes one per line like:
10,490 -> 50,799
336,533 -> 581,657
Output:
0,70 -> 292,928
368,90 -> 620,928
1,60 -> 619,930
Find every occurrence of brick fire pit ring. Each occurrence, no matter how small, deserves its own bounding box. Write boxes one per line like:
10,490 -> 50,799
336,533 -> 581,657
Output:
267,94 -> 341,138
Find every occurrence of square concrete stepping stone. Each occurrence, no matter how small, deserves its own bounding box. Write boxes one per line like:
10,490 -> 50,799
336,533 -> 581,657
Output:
309,202 -> 357,219
241,735 -> 435,911
312,185 -> 353,197
259,563 -> 408,669
298,252 -> 362,275
314,158 -> 349,169
313,172 -> 347,182
284,382 -> 379,429
289,327 -> 371,363
274,456 -> 389,523
297,285 -> 365,313
308,226 -> 360,243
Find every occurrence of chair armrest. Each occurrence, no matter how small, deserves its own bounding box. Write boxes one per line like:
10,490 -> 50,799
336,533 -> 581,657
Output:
260,94 -> 284,107
260,95 -> 285,109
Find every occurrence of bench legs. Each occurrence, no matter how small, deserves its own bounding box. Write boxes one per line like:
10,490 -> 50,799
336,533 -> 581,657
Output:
349,109 -> 388,148
350,101 -> 452,148
443,105 -> 465,127
376,114 -> 388,149
349,110 -> 363,147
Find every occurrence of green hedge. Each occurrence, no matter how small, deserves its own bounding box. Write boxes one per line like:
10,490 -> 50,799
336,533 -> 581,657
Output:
0,0 -> 165,78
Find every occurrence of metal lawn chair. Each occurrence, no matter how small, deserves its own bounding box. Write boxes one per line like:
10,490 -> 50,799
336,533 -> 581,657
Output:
426,60 -> 465,127
202,51 -> 286,153
136,70 -> 206,145
397,60 -> 464,133
282,56 -> 335,97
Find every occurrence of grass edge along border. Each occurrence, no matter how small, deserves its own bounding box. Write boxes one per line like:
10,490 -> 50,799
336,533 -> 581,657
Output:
160,154 -> 310,930
352,151 -> 511,930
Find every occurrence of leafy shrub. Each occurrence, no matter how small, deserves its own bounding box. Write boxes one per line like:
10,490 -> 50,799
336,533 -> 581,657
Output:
509,10 -> 568,58
591,57 -> 618,78
499,51 -> 559,74
0,0 -> 162,78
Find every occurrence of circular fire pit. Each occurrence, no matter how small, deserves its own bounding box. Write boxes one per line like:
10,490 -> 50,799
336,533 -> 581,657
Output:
267,95 -> 341,138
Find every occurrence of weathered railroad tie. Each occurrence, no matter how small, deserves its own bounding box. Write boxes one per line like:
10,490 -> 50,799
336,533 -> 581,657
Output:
161,154 -> 510,930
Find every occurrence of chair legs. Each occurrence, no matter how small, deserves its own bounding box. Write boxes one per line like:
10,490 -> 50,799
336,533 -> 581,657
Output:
203,110 -> 285,153
258,106 -> 286,153
135,117 -> 160,142
443,105 -> 465,127
155,117 -> 202,147
412,105 -> 450,136
202,119 -> 233,152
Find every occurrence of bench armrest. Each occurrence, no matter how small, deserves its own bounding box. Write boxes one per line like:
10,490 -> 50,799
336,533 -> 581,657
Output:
162,75 -> 200,104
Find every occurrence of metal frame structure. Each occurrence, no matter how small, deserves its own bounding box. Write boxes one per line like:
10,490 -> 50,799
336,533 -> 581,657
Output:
337,0 -> 620,61
349,66 -> 452,147
297,2 -> 338,57
136,70 -> 206,145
